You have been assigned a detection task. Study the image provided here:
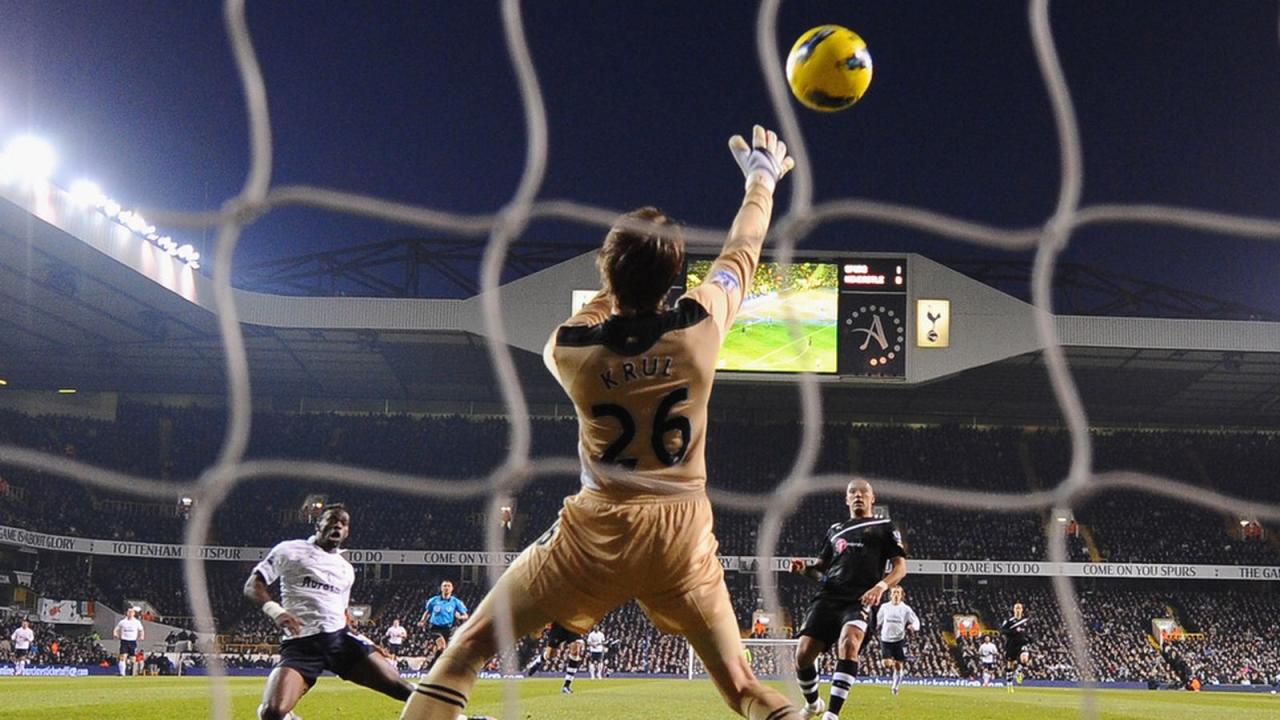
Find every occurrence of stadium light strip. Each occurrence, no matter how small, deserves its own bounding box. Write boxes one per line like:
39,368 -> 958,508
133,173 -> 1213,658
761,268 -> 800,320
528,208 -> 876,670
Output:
67,178 -> 201,270
0,135 -> 200,270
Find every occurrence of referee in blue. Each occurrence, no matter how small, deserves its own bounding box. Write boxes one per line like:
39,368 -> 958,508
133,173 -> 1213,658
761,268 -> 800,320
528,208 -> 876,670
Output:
418,580 -> 470,660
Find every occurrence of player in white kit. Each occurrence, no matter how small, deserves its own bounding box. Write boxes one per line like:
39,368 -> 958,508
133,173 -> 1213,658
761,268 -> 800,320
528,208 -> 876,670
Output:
586,628 -> 607,679
10,619 -> 34,675
875,587 -> 919,695
384,618 -> 408,662
977,636 -> 999,687
245,505 -> 431,720
114,608 -> 144,677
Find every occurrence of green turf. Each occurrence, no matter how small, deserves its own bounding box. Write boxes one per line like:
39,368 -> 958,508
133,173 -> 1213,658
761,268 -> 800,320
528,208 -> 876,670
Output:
0,677 -> 1275,719
719,322 -> 838,372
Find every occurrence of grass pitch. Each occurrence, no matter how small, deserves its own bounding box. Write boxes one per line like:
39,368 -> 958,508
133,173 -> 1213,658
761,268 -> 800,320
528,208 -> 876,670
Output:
719,321 -> 837,372
0,677 -> 1275,720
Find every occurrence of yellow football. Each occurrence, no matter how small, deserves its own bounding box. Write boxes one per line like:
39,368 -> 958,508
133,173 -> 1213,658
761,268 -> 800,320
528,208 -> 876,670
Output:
785,25 -> 873,112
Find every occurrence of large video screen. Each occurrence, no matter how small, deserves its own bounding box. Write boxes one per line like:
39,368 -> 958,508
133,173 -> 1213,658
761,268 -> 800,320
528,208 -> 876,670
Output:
686,260 -> 839,373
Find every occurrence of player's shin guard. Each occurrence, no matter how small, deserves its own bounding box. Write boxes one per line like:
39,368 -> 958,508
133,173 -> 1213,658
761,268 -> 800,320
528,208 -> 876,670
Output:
563,657 -> 581,689
796,662 -> 820,706
827,659 -> 857,717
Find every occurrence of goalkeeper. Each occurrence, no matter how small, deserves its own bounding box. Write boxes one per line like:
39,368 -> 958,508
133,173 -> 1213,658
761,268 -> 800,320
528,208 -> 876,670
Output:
400,126 -> 799,720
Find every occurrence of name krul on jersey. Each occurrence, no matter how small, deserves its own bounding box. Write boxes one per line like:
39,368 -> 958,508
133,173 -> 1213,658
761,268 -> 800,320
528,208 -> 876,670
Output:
599,356 -> 674,390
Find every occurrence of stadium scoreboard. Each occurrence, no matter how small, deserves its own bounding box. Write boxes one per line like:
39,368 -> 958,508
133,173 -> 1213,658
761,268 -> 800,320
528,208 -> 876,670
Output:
684,255 -> 909,378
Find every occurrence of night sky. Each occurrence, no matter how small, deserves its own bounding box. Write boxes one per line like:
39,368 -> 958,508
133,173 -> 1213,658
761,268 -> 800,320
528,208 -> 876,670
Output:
1,1 -> 1277,307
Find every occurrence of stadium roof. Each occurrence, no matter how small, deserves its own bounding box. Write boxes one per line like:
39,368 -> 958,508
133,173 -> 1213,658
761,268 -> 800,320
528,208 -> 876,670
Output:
4,183 -> 1280,427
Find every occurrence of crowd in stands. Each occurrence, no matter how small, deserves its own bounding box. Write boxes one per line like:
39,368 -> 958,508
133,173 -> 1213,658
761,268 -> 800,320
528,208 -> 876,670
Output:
1,408 -> 1277,566
3,407 -> 1280,686
5,557 -> 1280,688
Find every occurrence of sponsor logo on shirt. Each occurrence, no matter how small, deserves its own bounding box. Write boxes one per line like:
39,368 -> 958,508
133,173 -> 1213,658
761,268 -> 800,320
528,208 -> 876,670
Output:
300,575 -> 343,593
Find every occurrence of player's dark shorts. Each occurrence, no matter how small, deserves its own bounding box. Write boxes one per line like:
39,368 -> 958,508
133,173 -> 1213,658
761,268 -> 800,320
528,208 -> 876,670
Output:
14,648 -> 28,659
1005,642 -> 1029,662
429,623 -> 454,641
118,640 -> 137,656
277,628 -> 376,687
387,642 -> 403,655
545,623 -> 581,649
798,596 -> 871,646
880,639 -> 907,662
589,650 -> 604,662
982,660 -> 998,670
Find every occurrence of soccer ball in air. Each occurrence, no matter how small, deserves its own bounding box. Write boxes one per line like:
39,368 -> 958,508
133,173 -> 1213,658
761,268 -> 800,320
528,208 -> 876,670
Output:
785,25 -> 873,112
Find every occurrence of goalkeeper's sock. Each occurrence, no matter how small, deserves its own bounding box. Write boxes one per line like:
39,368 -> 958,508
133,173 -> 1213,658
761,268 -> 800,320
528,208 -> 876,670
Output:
797,662 -> 820,706
563,657 -> 581,690
827,659 -> 857,717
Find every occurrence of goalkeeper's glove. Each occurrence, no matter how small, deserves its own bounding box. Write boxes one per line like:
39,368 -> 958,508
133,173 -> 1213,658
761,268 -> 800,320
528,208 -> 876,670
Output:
728,124 -> 796,192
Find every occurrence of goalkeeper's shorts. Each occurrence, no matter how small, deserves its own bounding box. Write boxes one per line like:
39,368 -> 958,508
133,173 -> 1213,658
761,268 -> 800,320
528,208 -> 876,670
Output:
508,487 -> 731,636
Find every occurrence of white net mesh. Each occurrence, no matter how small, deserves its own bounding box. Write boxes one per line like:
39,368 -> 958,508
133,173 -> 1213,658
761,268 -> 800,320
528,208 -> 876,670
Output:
0,1 -> 1279,718
689,639 -> 799,681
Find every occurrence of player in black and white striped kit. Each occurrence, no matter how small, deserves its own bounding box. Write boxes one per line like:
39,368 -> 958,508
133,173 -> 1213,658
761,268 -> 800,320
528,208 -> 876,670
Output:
999,602 -> 1032,691
789,479 -> 907,720
875,586 -> 919,695
522,623 -> 585,694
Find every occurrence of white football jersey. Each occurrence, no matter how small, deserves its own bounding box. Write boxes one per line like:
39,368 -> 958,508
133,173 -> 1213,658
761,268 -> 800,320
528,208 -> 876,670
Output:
253,537 -> 355,639
979,641 -> 999,663
11,627 -> 34,650
115,618 -> 144,642
385,625 -> 407,645
586,630 -> 606,653
876,602 -> 920,642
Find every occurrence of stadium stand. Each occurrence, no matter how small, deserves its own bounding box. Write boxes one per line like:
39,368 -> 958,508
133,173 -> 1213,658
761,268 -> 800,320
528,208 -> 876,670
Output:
3,407 -> 1279,687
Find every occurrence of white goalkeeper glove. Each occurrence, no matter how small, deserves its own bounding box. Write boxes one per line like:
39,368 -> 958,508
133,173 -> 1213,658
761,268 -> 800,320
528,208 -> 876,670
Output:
728,124 -> 796,193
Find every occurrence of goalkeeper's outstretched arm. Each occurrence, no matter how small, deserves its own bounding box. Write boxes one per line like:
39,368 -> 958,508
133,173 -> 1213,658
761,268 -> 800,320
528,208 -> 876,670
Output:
693,125 -> 796,335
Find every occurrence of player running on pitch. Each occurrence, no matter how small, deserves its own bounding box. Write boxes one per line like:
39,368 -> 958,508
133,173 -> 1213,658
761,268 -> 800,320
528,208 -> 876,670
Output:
245,505 -> 432,720
586,626 -> 608,679
875,586 -> 919,695
114,607 -> 144,677
10,618 -> 34,676
978,635 -> 999,687
384,618 -> 408,662
400,125 -> 799,720
1000,602 -> 1033,691
522,622 -> 586,694
790,479 -> 907,720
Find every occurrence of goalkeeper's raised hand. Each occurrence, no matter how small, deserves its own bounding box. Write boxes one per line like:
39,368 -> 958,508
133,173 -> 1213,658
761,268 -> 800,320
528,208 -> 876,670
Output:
728,124 -> 796,193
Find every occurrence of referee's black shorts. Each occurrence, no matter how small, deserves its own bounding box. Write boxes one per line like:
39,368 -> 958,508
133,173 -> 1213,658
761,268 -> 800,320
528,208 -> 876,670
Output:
798,596 -> 871,647
429,623 -> 454,642
277,628 -> 376,687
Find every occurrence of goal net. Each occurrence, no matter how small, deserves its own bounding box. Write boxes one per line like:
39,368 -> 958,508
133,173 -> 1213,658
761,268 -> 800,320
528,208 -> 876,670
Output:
0,2 -> 1278,720
688,638 -> 800,681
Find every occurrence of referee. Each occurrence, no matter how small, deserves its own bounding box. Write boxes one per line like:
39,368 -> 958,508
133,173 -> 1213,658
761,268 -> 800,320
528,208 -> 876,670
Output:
418,580 -> 469,659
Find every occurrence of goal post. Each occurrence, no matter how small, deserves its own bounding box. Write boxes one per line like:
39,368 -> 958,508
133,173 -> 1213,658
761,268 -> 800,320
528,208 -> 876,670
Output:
687,638 -> 800,680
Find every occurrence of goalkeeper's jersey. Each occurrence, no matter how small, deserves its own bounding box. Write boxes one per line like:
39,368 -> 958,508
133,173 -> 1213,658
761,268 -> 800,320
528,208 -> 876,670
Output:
545,184 -> 773,499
